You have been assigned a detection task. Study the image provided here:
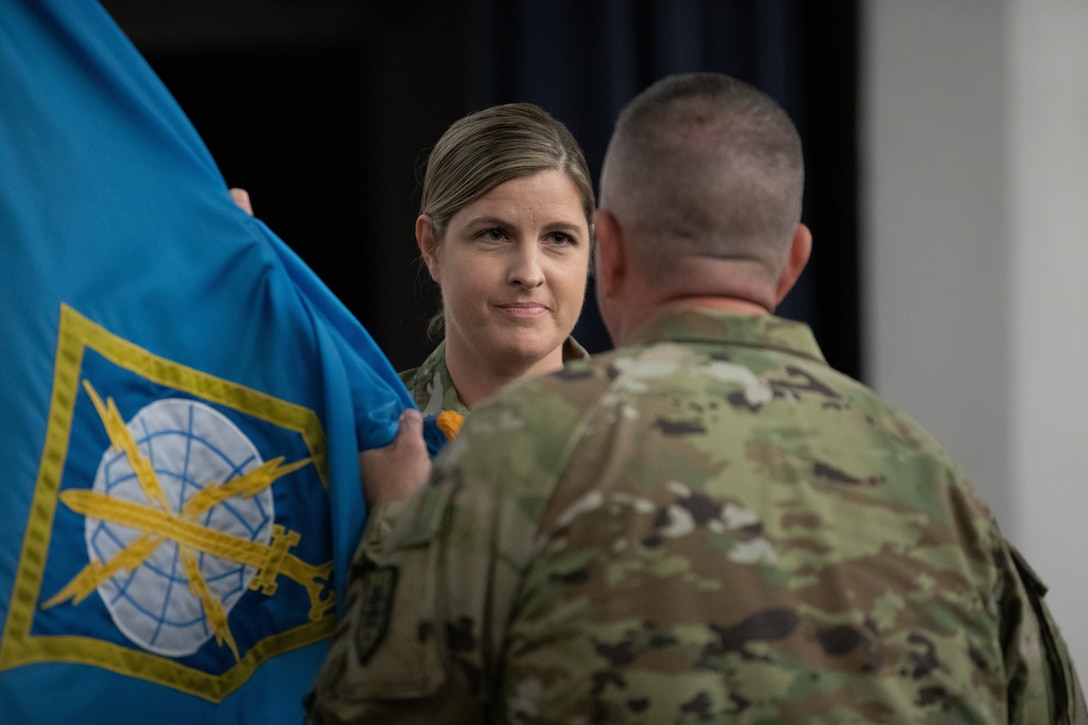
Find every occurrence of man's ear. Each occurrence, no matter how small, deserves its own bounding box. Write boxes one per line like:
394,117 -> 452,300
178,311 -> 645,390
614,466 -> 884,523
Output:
774,223 -> 812,306
592,209 -> 626,299
415,215 -> 441,283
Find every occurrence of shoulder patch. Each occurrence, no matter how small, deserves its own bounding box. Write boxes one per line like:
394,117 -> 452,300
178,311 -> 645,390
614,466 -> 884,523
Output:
354,565 -> 399,665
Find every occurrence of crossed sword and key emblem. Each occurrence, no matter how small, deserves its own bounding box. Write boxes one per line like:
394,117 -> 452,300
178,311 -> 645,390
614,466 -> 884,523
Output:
41,379 -> 335,660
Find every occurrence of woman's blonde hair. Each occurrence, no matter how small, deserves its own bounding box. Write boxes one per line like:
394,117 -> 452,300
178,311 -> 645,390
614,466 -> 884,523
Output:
419,103 -> 594,338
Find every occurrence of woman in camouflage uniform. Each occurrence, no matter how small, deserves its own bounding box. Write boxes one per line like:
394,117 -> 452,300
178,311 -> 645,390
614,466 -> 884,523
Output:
400,103 -> 594,438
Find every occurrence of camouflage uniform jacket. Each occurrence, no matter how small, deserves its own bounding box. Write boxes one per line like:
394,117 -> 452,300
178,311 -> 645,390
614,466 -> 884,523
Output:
399,337 -> 590,418
308,308 -> 1086,724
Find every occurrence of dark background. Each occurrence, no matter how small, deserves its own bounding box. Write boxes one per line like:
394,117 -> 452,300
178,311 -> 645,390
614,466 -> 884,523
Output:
101,0 -> 860,379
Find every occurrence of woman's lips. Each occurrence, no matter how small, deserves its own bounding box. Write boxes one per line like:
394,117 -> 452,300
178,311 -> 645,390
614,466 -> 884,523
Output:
498,302 -> 548,318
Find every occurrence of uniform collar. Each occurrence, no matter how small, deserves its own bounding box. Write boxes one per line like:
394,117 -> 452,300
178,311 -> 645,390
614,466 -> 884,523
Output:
626,306 -> 827,365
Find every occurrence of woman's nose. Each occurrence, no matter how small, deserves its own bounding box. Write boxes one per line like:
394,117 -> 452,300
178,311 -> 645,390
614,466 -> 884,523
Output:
508,244 -> 544,288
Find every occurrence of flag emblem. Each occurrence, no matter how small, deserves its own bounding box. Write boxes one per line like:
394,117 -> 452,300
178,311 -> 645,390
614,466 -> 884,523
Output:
0,305 -> 338,701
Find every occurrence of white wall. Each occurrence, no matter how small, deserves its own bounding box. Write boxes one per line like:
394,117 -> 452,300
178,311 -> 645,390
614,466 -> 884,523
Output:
862,0 -> 1088,675
1007,0 -> 1088,675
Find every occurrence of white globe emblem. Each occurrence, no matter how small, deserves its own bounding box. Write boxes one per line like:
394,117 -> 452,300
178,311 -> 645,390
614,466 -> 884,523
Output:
87,398 -> 274,657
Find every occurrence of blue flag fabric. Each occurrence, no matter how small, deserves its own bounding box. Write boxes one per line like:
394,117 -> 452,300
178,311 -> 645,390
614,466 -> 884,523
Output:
0,1 -> 442,721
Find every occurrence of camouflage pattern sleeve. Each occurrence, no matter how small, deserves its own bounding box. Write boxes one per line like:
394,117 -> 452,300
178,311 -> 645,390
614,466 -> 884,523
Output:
999,543 -> 1087,723
304,487 -> 481,724
304,381 -> 599,724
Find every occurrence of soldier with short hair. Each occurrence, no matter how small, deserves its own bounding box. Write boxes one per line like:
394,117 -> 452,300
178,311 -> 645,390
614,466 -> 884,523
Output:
307,72 -> 1086,724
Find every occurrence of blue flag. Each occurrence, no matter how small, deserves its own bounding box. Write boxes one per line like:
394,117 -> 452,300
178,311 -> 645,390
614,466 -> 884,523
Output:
0,1 -> 441,721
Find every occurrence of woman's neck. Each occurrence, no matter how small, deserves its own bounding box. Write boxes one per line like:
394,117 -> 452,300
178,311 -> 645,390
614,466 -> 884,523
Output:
443,342 -> 565,409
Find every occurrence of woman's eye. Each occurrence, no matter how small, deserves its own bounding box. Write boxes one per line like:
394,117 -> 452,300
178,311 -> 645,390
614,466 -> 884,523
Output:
482,228 -> 506,241
549,232 -> 575,246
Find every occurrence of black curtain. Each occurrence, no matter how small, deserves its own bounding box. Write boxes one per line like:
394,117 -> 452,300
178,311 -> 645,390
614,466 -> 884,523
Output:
106,0 -> 859,379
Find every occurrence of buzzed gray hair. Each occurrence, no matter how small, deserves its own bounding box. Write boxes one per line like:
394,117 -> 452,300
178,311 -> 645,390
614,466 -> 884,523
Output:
600,73 -> 804,282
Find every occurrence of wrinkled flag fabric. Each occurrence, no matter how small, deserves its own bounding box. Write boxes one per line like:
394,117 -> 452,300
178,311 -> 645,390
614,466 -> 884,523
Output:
0,0 -> 440,721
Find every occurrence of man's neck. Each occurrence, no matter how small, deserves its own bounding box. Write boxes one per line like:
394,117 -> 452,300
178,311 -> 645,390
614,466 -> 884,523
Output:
607,252 -> 779,347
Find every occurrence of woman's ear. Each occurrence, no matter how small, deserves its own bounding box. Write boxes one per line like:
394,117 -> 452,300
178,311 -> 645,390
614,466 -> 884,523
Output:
416,214 -> 441,283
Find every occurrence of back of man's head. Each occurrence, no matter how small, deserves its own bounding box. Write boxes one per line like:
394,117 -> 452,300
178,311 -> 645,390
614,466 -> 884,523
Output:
600,73 -> 804,285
